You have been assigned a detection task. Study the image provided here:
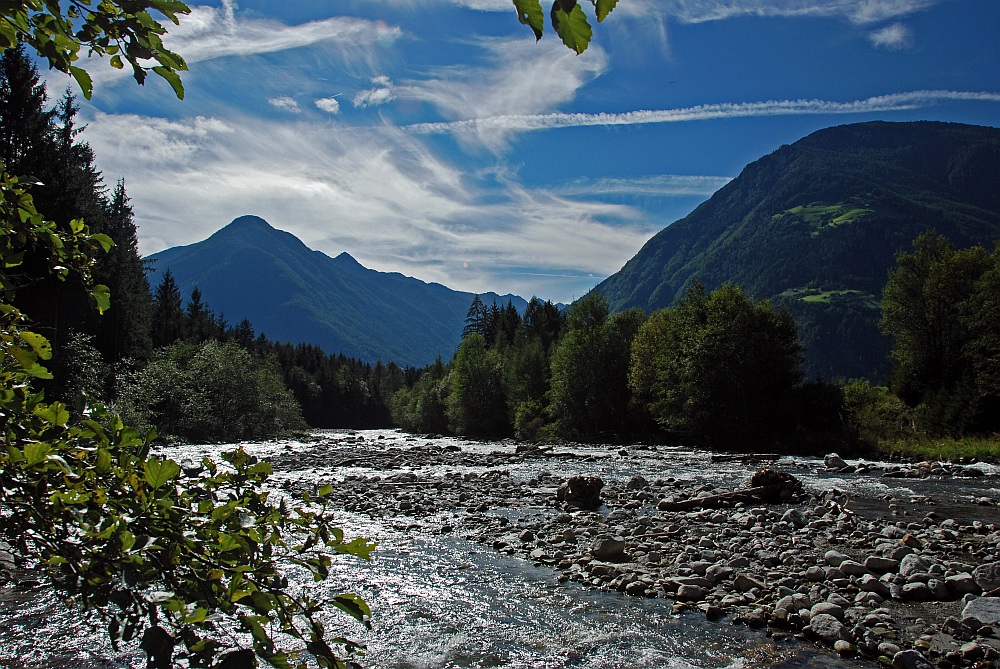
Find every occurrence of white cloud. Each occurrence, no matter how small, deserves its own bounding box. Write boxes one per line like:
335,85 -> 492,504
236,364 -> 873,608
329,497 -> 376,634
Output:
559,175 -> 734,198
269,96 -> 301,113
400,38 -> 607,149
627,0 -> 939,25
353,76 -> 396,108
85,112 -> 651,302
869,22 -> 914,49
315,97 -> 342,113
406,90 -> 1000,135
405,0 -> 938,25
169,0 -> 403,63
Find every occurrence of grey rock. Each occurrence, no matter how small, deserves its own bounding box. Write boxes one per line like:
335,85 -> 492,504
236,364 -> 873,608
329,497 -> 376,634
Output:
810,602 -> 845,622
824,550 -> 849,567
781,508 -> 807,528
825,453 -> 848,469
809,613 -> 850,643
962,596 -> 1000,624
734,573 -> 765,592
774,593 -> 811,620
864,556 -> 900,573
901,582 -> 932,601
676,584 -> 705,601
945,572 -> 980,596
927,578 -> 950,600
892,649 -> 934,669
805,566 -> 826,581
973,561 -> 1000,592
626,475 -> 649,490
833,639 -> 855,656
590,537 -> 628,562
859,574 -> 892,598
840,560 -> 867,576
899,553 -> 931,578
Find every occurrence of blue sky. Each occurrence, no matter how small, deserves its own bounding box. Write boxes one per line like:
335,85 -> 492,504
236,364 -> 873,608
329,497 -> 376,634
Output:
49,0 -> 1000,303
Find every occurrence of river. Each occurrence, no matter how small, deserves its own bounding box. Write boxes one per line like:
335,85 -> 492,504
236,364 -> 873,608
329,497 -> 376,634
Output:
2,430 -> 998,668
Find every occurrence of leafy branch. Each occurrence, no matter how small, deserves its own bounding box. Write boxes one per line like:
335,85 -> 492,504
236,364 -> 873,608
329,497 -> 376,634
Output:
512,0 -> 619,54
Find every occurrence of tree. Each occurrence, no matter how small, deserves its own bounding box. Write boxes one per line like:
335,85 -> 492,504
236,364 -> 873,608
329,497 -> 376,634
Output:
94,180 -> 153,366
881,232 -> 998,434
151,268 -> 185,346
461,294 -> 487,339
547,292 -> 642,440
0,2 -> 375,666
448,333 -> 509,436
630,282 -> 804,446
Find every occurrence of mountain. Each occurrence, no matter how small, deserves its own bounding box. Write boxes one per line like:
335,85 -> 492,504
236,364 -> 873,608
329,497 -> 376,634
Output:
596,121 -> 1000,381
145,216 -> 530,367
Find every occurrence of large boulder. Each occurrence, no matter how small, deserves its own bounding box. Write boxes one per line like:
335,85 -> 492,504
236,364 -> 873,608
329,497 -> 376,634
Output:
590,536 -> 628,562
973,561 -> 1000,592
963,597 -> 1000,625
556,475 -> 604,510
749,468 -> 802,503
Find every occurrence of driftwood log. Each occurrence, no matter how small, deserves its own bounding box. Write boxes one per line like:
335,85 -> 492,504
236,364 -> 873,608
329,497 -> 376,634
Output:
657,468 -> 803,511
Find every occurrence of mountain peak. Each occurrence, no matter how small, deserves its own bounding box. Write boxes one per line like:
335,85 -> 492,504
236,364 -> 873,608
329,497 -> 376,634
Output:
226,215 -> 274,231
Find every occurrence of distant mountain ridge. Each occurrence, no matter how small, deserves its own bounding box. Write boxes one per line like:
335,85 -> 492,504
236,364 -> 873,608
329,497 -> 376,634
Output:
146,216 -> 530,367
596,121 -> 1000,381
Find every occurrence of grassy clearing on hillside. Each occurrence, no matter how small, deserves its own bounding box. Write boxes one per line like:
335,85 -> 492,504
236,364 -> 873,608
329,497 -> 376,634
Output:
775,202 -> 873,235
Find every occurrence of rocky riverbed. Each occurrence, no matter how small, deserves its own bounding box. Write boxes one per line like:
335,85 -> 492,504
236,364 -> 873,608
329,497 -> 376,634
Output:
266,432 -> 1000,669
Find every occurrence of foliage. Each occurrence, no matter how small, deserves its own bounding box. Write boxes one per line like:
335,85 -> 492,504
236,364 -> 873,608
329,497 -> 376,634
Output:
630,282 -> 803,446
116,340 -> 308,442
547,292 -> 643,441
881,231 -> 1000,435
840,378 -> 915,447
512,0 -> 619,54
448,333 -> 509,437
391,356 -> 450,434
0,0 -> 190,99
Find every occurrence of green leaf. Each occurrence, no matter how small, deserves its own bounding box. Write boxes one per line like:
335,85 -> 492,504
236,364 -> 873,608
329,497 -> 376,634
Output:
144,458 -> 180,489
95,448 -> 112,473
69,66 -> 93,99
595,0 -> 618,22
551,2 -> 592,54
24,442 -> 51,466
92,284 -> 111,315
317,483 -> 334,497
512,0 -> 544,40
10,347 -> 52,379
91,233 -> 114,252
18,331 -> 52,360
33,403 -> 70,427
152,65 -> 185,99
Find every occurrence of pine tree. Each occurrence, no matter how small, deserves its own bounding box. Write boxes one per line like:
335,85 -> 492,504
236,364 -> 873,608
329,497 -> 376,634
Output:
151,269 -> 185,347
94,180 -> 152,366
462,294 -> 486,339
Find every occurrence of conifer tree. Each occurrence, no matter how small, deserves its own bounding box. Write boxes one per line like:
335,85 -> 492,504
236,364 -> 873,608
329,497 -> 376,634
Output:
151,269 -> 185,347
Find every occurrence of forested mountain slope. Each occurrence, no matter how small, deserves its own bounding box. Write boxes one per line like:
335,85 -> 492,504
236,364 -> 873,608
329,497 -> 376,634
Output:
147,216 -> 528,367
597,121 -> 1000,381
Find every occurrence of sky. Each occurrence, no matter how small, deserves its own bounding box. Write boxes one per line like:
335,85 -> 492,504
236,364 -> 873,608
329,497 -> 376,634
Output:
44,0 -> 1000,303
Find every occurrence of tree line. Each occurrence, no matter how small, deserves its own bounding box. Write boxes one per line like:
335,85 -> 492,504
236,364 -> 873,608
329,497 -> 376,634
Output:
394,233 -> 1000,451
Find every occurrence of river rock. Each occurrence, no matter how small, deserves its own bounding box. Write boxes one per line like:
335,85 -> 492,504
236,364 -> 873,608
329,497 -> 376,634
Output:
946,572 -> 980,596
899,554 -> 931,578
774,593 -> 811,620
626,475 -> 649,490
840,560 -> 867,576
556,476 -> 604,510
973,561 -> 1000,592
825,453 -> 848,469
677,584 -> 705,601
864,556 -> 900,573
590,537 -> 628,562
810,602 -> 845,622
825,550 -> 849,567
962,597 -> 1000,624
892,649 -> 935,669
902,582 -> 932,601
808,613 -> 850,643
734,573 -> 765,592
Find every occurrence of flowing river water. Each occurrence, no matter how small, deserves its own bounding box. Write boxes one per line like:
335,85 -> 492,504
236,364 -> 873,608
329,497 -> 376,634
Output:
2,429 -> 998,669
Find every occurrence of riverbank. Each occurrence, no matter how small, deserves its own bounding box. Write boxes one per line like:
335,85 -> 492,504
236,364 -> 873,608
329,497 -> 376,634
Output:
269,433 -> 1000,668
